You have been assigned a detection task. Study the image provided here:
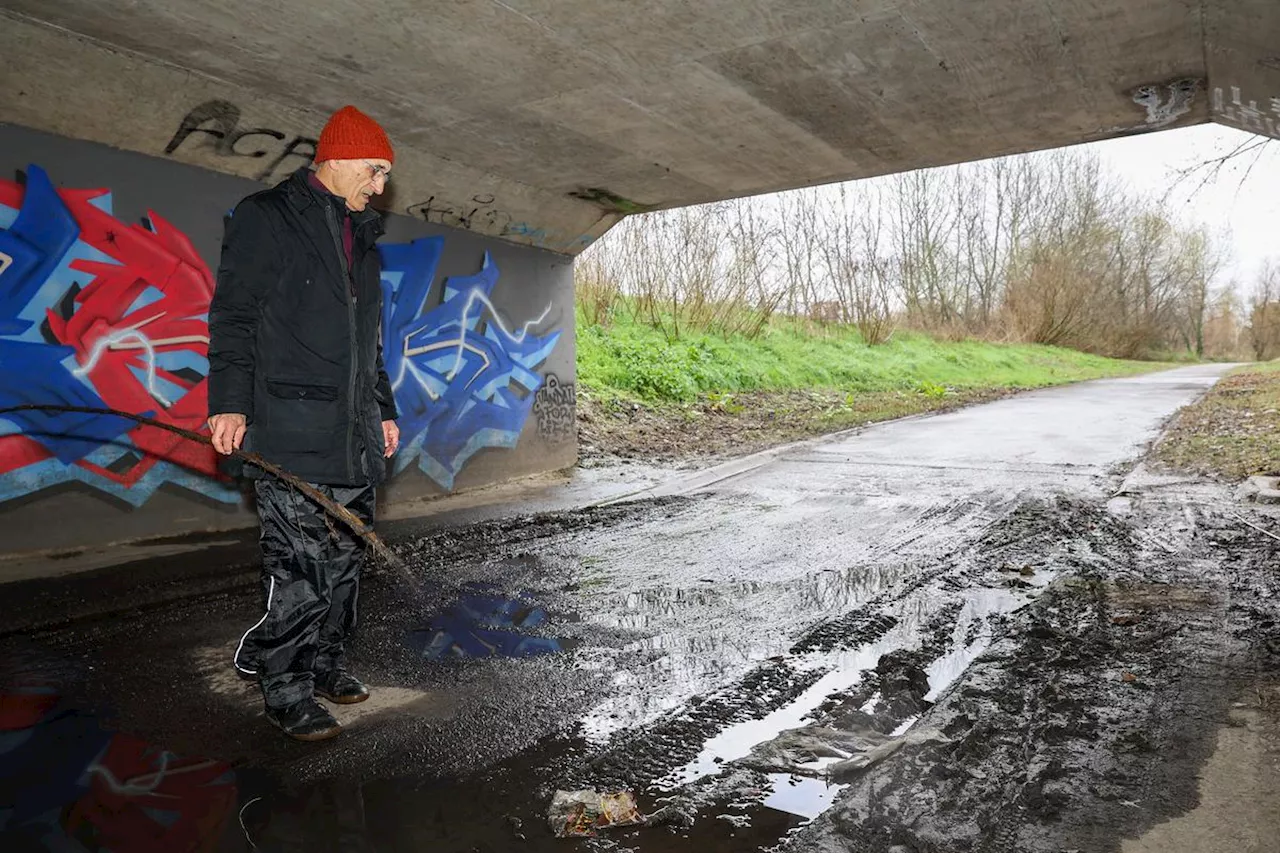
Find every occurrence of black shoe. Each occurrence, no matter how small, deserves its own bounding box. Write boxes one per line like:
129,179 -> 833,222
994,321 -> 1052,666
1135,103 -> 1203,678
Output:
315,669 -> 370,705
265,698 -> 342,742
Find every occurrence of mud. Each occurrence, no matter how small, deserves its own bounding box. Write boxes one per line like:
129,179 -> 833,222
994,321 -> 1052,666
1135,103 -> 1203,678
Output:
575,387 -> 1022,469
792,485 -> 1280,853
5,365 -> 1272,853
5,489 -> 1275,852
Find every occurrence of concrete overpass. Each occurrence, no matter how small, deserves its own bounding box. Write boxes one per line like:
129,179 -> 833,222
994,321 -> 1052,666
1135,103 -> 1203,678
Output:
1,1 -> 1278,558
4,1 -> 1278,255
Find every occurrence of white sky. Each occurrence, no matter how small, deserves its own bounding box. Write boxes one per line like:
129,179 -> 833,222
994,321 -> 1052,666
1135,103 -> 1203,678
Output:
1078,123 -> 1278,295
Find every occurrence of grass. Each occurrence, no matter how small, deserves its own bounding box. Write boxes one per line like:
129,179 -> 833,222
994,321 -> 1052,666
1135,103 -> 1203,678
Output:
577,310 -> 1164,405
575,309 -> 1176,463
1152,360 -> 1280,480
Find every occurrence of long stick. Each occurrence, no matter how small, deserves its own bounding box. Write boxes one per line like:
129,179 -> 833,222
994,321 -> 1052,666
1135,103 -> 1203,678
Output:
1228,511 -> 1280,545
0,403 -> 403,569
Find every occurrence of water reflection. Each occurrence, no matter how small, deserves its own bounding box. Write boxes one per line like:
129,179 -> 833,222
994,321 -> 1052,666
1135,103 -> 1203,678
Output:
764,773 -> 845,820
406,583 -> 579,660
579,564 -> 911,740
659,571 -> 1048,791
0,659 -> 236,852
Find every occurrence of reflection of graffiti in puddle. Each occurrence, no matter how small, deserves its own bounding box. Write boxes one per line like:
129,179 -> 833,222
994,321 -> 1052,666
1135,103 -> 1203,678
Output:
407,584 -> 579,660
0,670 -> 236,851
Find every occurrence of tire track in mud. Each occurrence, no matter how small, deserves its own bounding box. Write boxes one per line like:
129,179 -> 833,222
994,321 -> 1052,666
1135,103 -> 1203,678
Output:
526,498 -> 1125,826
556,497 -> 1014,792
791,494 -> 1280,853
215,492 -> 1257,853
250,494 -> 1111,852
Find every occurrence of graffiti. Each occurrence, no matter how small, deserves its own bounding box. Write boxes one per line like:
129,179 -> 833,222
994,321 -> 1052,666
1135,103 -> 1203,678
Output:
406,584 -> 574,659
0,162 -> 568,508
165,100 -> 316,182
0,164 -> 234,506
533,373 -> 575,444
406,192 -> 513,233
1213,85 -> 1280,137
502,221 -> 550,247
379,237 -> 560,490
0,675 -> 237,851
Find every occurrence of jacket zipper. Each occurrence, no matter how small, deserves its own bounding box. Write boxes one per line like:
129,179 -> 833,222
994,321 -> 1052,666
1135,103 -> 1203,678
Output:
323,202 -> 360,484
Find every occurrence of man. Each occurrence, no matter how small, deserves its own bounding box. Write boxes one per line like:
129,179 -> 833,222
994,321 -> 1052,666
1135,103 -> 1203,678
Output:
207,105 -> 401,742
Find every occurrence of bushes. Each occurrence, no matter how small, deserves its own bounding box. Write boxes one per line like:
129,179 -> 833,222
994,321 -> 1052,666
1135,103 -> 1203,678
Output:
579,327 -> 716,402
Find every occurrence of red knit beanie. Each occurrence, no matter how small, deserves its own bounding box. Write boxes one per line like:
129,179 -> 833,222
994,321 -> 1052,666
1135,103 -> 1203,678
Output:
315,105 -> 395,164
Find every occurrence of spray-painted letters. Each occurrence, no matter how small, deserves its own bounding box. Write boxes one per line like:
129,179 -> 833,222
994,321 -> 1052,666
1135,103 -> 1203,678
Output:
0,164 -> 566,507
1213,85 -> 1280,138
380,238 -> 561,490
533,374 -> 575,444
165,100 -> 316,182
0,165 -> 231,506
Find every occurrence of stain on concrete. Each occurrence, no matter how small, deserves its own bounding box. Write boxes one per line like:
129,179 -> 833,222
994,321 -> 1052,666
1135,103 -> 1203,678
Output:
568,186 -> 655,215
1130,76 -> 1203,128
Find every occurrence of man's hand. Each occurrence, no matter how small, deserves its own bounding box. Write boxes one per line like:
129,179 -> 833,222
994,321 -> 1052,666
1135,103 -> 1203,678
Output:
207,413 -> 247,455
382,419 -> 400,458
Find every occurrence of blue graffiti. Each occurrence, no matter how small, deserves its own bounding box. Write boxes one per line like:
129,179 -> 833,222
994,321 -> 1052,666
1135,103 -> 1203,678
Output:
379,237 -> 560,490
0,165 -> 137,466
406,585 -> 572,660
1,164 -> 563,507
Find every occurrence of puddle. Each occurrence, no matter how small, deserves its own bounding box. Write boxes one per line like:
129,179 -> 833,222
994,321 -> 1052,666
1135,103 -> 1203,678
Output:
406,582 -> 581,660
0,653 -> 238,852
664,643 -> 902,787
764,773 -> 845,820
577,563 -> 912,743
638,567 -> 1053,830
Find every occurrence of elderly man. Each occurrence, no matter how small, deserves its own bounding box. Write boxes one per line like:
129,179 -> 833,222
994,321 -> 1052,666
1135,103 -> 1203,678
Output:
207,105 -> 401,742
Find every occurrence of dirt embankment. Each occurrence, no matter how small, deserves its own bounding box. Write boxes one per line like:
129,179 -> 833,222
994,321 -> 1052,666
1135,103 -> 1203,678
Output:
576,388 -> 1018,467
1152,362 -> 1280,481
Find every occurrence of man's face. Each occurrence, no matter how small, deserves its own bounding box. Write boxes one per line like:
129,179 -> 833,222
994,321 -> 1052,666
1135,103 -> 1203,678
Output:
322,158 -> 391,212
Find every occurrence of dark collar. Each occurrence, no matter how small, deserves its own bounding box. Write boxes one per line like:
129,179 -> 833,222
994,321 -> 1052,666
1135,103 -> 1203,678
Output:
284,167 -> 385,240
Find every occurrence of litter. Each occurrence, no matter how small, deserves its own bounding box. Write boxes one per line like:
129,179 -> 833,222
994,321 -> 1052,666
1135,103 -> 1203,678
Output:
547,789 -> 644,838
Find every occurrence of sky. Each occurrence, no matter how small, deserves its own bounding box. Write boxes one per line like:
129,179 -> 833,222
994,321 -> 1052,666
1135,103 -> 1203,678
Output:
1081,123 -> 1279,295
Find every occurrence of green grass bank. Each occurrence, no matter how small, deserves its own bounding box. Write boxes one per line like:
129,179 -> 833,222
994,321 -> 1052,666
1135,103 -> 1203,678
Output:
577,312 -> 1164,404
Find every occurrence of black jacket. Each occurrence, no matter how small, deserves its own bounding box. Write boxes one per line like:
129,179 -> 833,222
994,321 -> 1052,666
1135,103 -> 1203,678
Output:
208,168 -> 399,486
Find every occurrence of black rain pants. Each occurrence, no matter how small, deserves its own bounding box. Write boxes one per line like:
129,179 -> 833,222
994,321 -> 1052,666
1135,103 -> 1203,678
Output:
234,477 -> 376,709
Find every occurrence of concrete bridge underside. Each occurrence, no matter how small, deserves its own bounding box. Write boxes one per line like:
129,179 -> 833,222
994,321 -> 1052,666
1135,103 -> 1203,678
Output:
2,1 -> 1278,254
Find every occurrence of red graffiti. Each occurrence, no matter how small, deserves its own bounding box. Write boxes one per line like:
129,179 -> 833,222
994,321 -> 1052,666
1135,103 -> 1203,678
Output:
66,733 -> 236,853
0,179 -> 221,486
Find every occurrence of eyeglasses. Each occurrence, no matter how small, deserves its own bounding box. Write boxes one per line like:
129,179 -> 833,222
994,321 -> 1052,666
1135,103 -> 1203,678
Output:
364,161 -> 391,184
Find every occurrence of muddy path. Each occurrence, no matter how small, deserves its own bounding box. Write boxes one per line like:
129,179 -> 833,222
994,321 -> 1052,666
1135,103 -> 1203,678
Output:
7,365 -> 1273,852
791,480 -> 1280,853
211,480 -> 1278,853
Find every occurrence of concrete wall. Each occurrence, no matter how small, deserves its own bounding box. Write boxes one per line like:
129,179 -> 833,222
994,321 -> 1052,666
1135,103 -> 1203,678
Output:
0,123 -> 577,554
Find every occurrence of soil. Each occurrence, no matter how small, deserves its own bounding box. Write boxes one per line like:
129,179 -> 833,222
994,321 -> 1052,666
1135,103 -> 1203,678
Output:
576,387 -> 1020,467
1151,364 -> 1280,481
790,481 -> 1280,852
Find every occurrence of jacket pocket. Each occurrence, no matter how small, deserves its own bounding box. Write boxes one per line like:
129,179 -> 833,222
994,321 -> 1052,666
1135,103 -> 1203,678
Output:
268,428 -> 338,452
261,378 -> 342,445
265,379 -> 339,401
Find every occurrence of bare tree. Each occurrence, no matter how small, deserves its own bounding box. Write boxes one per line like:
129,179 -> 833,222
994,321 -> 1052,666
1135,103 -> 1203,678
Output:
1248,260 -> 1280,360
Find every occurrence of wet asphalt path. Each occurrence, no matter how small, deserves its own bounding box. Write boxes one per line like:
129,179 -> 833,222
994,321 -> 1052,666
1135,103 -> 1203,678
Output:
0,365 -> 1234,852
